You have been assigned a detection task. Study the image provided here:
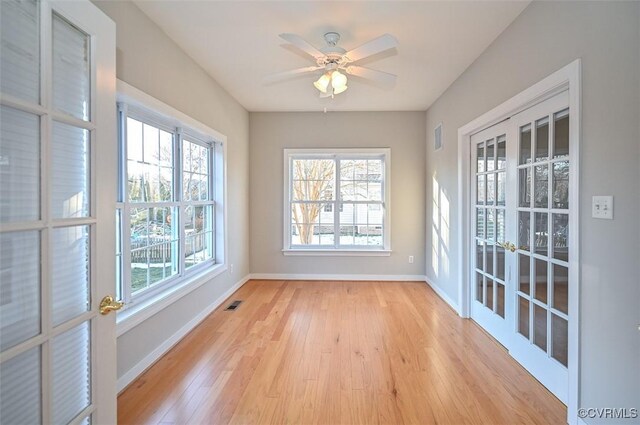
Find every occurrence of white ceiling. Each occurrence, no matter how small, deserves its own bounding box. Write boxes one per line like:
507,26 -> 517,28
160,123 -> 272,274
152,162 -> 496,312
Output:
134,1 -> 529,112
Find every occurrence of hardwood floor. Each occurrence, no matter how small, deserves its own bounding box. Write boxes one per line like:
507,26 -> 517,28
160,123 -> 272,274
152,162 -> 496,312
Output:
117,280 -> 566,424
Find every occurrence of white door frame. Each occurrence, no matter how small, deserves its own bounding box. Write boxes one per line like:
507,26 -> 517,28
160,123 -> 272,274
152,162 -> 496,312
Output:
456,59 -> 581,425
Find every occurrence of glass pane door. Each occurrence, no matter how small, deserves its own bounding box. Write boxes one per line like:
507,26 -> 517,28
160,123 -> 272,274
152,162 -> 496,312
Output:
0,1 -> 116,423
509,90 -> 571,403
470,120 -> 511,346
516,107 -> 569,365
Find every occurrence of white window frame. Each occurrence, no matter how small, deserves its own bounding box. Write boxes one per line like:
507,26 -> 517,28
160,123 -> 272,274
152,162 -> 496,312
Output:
283,148 -> 391,256
115,80 -> 227,329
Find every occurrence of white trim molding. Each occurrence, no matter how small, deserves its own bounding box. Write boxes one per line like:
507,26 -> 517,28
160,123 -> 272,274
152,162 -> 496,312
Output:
456,59 -> 581,425
117,274 -> 250,393
282,249 -> 391,257
424,278 -> 460,314
250,273 -> 426,282
283,148 -> 391,254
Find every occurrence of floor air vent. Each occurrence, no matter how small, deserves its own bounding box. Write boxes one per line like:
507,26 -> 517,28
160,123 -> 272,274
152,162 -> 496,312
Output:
225,300 -> 243,311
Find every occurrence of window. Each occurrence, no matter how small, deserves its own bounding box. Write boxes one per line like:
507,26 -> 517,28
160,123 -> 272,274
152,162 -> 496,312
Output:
284,149 -> 390,254
116,97 -> 225,305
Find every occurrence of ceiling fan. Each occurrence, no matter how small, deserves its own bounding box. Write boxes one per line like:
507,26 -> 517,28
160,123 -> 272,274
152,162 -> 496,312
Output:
265,32 -> 398,98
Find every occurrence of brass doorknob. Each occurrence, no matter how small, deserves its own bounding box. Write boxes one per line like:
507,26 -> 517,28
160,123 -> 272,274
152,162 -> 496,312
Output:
99,295 -> 124,315
500,241 -> 517,252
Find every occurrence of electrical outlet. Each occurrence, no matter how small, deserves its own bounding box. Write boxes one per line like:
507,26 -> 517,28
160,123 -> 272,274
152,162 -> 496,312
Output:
229,263 -> 234,274
409,256 -> 414,264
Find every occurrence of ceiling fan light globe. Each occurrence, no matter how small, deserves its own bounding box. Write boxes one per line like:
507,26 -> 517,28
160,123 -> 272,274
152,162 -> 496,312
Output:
314,73 -> 331,93
331,70 -> 348,90
333,85 -> 348,95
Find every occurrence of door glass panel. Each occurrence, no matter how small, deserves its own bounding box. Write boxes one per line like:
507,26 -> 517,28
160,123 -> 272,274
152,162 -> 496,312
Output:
52,322 -> 91,425
476,143 -> 485,173
0,347 -> 41,425
534,165 -> 548,208
53,13 -> 90,121
534,259 -> 548,304
496,246 -> 505,281
496,136 -> 506,169
519,254 -> 530,295
0,0 -> 39,102
476,175 -> 485,205
552,314 -> 568,366
486,140 -> 495,172
0,106 -> 40,223
533,304 -> 548,351
476,208 -> 485,238
486,278 -> 494,310
496,209 -> 505,242
535,117 -> 549,161
497,172 -> 505,206
552,214 -> 569,261
519,124 -> 531,164
486,209 -> 495,242
496,283 -> 505,318
518,168 -> 530,207
553,109 -> 570,158
486,244 -> 494,276
534,212 -> 548,256
476,240 -> 484,271
518,211 -> 530,251
52,122 -> 90,219
553,161 -> 569,209
553,264 -> 569,314
0,231 -> 40,351
486,174 -> 495,206
476,272 -> 483,303
52,226 -> 90,326
518,296 -> 530,338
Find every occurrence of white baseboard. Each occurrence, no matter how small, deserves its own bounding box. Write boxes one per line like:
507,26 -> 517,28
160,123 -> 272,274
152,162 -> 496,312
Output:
117,274 -> 250,393
249,273 -> 427,282
424,278 -> 460,315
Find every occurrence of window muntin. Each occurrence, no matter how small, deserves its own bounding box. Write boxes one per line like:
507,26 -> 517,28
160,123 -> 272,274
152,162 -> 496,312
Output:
286,151 -> 389,250
118,107 -> 217,303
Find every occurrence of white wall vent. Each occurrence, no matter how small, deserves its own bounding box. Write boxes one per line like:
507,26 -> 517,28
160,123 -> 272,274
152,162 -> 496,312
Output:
434,123 -> 443,151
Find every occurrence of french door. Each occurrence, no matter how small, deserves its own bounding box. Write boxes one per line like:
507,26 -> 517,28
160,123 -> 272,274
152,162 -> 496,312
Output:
470,91 -> 572,403
470,120 -> 511,347
508,91 -> 571,403
0,1 -> 117,424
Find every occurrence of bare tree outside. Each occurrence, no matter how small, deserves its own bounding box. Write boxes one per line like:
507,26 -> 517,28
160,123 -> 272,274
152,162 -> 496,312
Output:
291,159 -> 375,245
291,159 -> 334,244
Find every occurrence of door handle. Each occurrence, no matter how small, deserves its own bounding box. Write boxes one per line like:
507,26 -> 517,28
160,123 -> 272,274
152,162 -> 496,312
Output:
500,241 -> 517,252
99,295 -> 124,315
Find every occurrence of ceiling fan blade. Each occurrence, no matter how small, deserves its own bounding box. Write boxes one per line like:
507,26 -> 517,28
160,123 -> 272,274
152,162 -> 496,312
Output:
344,34 -> 398,63
345,66 -> 397,87
279,33 -> 325,60
263,66 -> 324,84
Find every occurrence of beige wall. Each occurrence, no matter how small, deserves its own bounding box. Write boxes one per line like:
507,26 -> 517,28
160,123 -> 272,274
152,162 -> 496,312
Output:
249,112 -> 426,277
92,0 -> 250,380
424,1 -> 640,417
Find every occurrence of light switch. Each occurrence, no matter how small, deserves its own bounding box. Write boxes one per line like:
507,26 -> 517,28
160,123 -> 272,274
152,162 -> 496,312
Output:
592,196 -> 614,219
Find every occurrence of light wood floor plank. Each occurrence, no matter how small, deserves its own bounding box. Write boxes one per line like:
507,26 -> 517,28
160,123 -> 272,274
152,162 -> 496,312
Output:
118,280 -> 566,424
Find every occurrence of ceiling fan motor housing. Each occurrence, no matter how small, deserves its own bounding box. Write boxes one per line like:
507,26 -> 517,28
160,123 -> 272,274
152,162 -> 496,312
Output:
319,32 -> 347,63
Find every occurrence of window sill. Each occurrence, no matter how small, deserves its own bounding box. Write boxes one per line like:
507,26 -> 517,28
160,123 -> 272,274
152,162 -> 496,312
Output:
116,263 -> 227,336
282,249 -> 392,257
